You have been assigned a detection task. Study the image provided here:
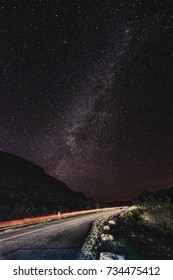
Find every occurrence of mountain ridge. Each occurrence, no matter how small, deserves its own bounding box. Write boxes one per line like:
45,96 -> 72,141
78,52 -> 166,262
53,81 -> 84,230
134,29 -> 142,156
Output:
0,151 -> 94,222
135,187 -> 173,203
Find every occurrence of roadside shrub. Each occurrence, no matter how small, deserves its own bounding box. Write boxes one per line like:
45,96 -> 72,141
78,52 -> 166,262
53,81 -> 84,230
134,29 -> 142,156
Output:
121,209 -> 143,223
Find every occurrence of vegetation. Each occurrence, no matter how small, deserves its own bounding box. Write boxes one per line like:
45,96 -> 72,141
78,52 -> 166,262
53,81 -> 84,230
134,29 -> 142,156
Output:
80,201 -> 173,260
133,197 -> 173,235
79,212 -> 138,260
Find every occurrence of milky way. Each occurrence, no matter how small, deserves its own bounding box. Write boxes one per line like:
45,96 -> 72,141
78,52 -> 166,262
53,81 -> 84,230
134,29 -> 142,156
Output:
0,0 -> 173,201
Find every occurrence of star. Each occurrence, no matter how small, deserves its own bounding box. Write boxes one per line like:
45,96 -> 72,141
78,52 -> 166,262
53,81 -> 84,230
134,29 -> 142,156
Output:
0,0 -> 172,201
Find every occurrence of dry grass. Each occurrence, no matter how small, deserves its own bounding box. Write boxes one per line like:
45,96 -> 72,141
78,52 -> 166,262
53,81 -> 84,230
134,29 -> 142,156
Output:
140,202 -> 173,235
79,204 -> 173,260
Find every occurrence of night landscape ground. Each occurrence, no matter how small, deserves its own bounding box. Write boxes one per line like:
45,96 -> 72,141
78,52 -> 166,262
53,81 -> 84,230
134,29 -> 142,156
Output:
0,0 -> 173,260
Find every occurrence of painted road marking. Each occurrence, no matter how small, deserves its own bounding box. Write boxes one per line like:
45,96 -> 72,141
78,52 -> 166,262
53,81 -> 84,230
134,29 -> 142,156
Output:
0,211 -> 116,242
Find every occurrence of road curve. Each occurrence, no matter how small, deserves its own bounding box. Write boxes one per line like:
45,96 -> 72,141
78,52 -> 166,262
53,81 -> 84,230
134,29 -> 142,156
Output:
0,208 -> 125,260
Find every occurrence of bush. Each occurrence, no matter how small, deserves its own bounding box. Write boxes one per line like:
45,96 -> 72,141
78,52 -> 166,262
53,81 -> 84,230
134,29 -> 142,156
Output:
121,209 -> 143,223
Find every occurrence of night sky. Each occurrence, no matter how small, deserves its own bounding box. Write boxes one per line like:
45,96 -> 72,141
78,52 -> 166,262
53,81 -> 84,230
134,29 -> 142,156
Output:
0,0 -> 173,202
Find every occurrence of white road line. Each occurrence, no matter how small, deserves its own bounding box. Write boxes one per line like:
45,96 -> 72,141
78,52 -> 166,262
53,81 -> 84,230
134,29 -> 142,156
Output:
0,210 -> 118,242
0,219 -> 78,242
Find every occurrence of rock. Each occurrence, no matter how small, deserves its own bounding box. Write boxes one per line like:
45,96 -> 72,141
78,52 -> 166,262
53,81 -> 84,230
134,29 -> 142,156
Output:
103,225 -> 110,231
108,220 -> 116,225
115,254 -> 125,260
101,234 -> 114,241
100,252 -> 125,260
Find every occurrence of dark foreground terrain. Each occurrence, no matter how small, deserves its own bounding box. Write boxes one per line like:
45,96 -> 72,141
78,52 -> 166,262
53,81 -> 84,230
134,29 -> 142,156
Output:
0,151 -> 94,222
0,208 -> 121,260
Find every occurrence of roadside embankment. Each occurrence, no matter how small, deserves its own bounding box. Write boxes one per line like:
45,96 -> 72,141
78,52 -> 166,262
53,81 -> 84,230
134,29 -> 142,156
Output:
79,205 -> 173,260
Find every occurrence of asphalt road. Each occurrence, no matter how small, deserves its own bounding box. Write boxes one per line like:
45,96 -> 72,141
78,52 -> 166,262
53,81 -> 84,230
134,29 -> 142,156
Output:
0,208 -> 125,260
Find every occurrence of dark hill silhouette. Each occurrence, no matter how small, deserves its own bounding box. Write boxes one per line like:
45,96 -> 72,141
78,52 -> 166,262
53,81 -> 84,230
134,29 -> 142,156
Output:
135,187 -> 173,204
0,151 -> 94,222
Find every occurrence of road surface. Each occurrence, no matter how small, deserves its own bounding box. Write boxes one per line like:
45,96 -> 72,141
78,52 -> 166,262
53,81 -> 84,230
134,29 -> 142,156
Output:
0,208 -> 124,260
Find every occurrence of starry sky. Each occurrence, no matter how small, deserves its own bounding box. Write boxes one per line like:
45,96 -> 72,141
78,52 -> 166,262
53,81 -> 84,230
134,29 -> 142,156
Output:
0,0 -> 173,202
